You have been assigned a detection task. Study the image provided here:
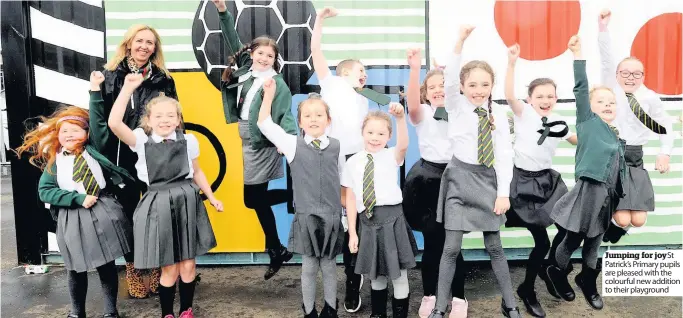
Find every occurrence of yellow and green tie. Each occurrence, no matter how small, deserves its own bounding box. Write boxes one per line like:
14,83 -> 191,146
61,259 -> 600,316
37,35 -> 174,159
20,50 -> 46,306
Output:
311,139 -> 321,150
609,125 -> 620,138
626,93 -> 666,134
72,154 -> 100,196
363,154 -> 376,219
475,107 -> 495,168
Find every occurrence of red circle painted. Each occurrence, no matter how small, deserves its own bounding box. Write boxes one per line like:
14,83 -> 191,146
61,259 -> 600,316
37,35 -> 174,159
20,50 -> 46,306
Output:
494,0 -> 581,61
630,12 -> 682,95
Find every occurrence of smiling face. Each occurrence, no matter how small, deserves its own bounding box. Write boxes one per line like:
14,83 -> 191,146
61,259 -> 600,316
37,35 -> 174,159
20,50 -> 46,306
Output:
528,83 -> 558,117
250,44 -> 277,72
298,100 -> 331,138
424,73 -> 445,106
362,117 -> 391,153
147,101 -> 180,137
460,68 -> 493,107
616,59 -> 645,94
344,62 -> 367,88
590,88 -> 617,123
128,29 -> 156,66
58,122 -> 87,151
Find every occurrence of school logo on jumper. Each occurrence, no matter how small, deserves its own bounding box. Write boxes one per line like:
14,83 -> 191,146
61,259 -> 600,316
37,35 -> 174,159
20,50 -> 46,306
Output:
191,0 -> 317,95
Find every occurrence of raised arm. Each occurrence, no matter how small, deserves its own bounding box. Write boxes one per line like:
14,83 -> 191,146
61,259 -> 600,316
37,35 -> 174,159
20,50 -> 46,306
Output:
505,44 -> 525,117
88,71 -> 109,152
257,78 -> 297,161
311,7 -> 337,81
108,74 -> 142,147
213,0 -> 249,68
568,36 -> 592,124
406,48 -> 424,124
597,9 -> 618,89
390,103 -> 409,165
444,25 -> 474,109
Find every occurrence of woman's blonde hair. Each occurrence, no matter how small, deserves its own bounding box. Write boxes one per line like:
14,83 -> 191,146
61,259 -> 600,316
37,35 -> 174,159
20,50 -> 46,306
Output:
362,111 -> 393,136
104,24 -> 170,77
139,95 -> 184,134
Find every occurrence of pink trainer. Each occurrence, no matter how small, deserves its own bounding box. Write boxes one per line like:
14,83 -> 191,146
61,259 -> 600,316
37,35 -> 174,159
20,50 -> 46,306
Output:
449,297 -> 468,318
419,295 -> 436,318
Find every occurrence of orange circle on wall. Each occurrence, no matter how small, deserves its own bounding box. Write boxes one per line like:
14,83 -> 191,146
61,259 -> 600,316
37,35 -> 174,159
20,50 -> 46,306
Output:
494,0 -> 581,61
630,12 -> 682,95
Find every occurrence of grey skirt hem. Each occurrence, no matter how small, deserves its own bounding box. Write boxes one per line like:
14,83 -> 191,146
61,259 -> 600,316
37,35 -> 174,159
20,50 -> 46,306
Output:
133,180 -> 217,269
57,195 -> 133,273
239,120 -> 284,185
615,145 -> 654,211
551,178 -> 620,238
354,204 -> 417,280
506,167 -> 568,228
288,212 -> 344,259
437,156 -> 505,232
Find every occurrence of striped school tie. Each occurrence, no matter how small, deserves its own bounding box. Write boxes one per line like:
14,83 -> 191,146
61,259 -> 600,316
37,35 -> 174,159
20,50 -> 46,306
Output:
625,93 -> 666,134
311,139 -> 321,149
475,107 -> 495,167
609,125 -> 620,138
72,154 -> 100,196
363,154 -> 376,219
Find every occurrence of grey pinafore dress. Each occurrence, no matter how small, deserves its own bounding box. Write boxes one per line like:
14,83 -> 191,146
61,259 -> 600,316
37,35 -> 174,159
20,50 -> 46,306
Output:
287,137 -> 344,259
133,132 -> 217,269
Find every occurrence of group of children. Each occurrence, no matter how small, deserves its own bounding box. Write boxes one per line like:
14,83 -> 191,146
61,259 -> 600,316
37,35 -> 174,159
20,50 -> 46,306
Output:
14,3 -> 673,318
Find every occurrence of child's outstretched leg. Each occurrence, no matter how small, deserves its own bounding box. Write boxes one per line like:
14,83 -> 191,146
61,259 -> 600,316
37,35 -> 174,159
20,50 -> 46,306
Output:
482,232 -> 521,318
517,226 -> 550,317
67,270 -> 88,318
159,264 -> 179,318
429,230 -> 464,318
575,235 -> 605,310
319,257 -> 339,317
301,255 -> 320,317
540,225 -> 567,299
178,259 -> 198,317
96,261 -> 120,317
370,276 -> 389,318
547,232 -> 582,302
391,269 -> 410,318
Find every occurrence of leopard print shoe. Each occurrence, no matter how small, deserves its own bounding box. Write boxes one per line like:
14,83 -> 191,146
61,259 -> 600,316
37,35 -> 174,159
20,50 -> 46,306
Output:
126,262 -> 148,299
149,267 -> 161,294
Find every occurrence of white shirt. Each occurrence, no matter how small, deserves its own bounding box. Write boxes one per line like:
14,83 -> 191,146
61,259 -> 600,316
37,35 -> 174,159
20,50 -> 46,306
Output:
513,103 -> 571,171
444,54 -> 514,197
257,116 -> 346,178
130,128 -> 200,185
340,147 -> 403,213
238,67 -> 278,120
320,75 -> 369,156
598,31 -> 674,155
56,148 -> 107,193
409,104 -> 452,164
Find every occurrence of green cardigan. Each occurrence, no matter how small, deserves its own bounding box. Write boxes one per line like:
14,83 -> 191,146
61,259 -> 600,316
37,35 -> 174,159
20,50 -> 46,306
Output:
572,60 -> 626,184
218,10 -> 297,149
38,144 -> 134,208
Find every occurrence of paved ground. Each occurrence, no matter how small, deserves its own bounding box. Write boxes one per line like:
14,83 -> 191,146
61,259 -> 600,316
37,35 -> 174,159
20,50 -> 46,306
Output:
1,176 -> 681,317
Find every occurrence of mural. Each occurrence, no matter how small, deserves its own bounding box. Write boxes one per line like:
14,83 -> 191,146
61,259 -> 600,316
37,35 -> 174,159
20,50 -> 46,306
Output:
2,0 -> 681,262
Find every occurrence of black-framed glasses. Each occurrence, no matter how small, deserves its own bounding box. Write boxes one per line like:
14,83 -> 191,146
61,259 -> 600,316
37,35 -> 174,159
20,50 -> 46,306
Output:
618,70 -> 644,79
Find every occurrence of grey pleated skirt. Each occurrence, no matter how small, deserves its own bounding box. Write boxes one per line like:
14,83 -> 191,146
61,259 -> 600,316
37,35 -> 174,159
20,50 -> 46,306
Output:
506,166 -> 568,228
133,180 -> 217,269
238,120 -> 284,185
437,156 -> 506,232
56,194 -> 132,273
616,145 -> 655,211
288,211 -> 344,260
551,156 -> 622,238
354,204 -> 417,280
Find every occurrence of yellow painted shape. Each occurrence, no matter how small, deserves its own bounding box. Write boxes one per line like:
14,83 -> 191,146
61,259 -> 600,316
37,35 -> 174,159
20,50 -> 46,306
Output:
172,71 -> 265,253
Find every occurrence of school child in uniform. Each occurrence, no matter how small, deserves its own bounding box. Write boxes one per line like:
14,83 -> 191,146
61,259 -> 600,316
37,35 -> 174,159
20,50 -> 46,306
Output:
17,105 -> 134,318
546,36 -> 626,311
503,44 -> 578,317
428,26 -> 520,318
108,74 -> 223,318
402,48 -> 468,318
344,105 -> 417,318
596,9 -> 673,243
311,6 -> 391,313
212,0 -> 298,280
257,80 -> 346,318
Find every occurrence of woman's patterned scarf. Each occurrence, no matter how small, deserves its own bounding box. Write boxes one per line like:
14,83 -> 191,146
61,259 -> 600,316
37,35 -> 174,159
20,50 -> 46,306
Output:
126,56 -> 153,81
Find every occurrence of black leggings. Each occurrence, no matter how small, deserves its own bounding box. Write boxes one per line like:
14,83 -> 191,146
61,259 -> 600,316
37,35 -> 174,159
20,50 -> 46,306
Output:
520,226 -> 551,290
422,224 -> 465,298
244,182 -> 290,250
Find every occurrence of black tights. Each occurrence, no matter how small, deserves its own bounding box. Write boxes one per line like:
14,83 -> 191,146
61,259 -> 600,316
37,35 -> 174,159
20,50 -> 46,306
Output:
244,183 -> 290,249
422,224 -> 465,298
520,226 -> 551,290
68,261 -> 119,316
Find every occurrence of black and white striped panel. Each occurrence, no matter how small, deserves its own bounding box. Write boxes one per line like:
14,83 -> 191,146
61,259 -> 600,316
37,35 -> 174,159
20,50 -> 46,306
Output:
29,0 -> 106,109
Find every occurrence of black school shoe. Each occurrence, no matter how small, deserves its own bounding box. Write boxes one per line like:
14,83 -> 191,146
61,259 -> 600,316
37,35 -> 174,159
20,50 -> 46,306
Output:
264,244 -> 293,280
303,303 -> 319,318
319,300 -> 338,318
67,314 -> 85,318
369,288 -> 388,318
602,223 -> 628,244
343,274 -> 363,312
545,264 -> 576,301
575,265 -> 604,310
501,299 -> 523,318
538,264 -> 561,299
391,297 -> 409,318
517,285 -> 546,317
